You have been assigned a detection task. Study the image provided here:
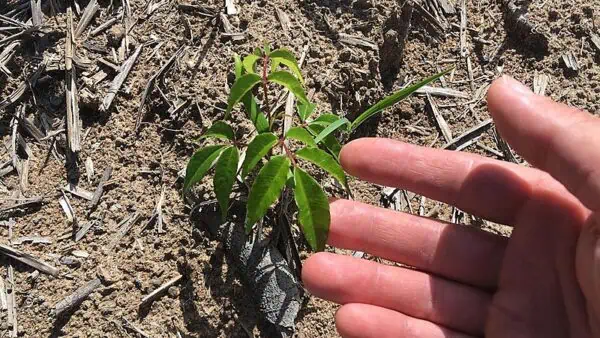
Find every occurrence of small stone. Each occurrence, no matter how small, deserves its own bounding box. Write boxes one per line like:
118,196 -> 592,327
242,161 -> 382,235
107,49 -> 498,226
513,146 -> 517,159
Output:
97,266 -> 116,284
59,256 -> 81,268
107,25 -> 124,47
72,250 -> 89,258
151,278 -> 162,288
167,286 -> 179,298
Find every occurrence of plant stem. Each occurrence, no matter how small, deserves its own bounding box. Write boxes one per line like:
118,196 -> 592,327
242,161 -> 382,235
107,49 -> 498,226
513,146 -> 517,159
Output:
262,54 -> 270,126
281,141 -> 297,167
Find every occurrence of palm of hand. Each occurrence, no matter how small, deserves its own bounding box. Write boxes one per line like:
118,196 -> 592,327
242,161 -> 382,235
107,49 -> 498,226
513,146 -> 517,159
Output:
302,77 -> 600,337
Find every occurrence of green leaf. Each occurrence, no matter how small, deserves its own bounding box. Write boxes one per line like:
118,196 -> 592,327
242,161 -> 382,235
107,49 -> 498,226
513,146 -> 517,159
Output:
285,127 -> 317,147
296,147 -> 347,187
184,145 -> 226,192
263,43 -> 271,55
286,168 -> 295,188
311,113 -> 340,125
351,68 -> 453,131
267,71 -> 309,106
201,121 -> 235,141
297,101 -> 316,121
214,146 -> 239,220
242,54 -> 261,74
245,155 -> 290,232
293,167 -> 330,251
269,49 -> 304,83
226,73 -> 262,118
313,118 -> 350,144
241,132 -> 279,178
307,123 -> 342,159
241,94 -> 269,133
234,53 -> 243,78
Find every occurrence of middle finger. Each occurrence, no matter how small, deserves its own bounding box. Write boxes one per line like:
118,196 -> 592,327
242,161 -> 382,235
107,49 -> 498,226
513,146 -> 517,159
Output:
329,199 -> 507,289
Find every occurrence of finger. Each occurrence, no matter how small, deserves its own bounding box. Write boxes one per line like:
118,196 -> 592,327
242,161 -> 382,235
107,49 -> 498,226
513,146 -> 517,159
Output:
335,304 -> 477,338
328,199 -> 507,289
488,75 -> 600,212
339,138 -> 564,225
303,253 -> 491,336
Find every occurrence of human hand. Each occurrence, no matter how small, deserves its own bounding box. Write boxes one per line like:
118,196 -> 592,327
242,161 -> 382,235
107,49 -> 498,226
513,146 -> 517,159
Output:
302,76 -> 600,338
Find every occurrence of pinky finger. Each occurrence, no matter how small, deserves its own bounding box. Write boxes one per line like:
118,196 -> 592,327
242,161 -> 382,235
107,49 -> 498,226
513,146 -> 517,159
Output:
336,304 -> 478,338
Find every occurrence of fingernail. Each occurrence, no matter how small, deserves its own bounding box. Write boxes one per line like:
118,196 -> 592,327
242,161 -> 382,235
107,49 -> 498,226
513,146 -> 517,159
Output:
501,75 -> 534,97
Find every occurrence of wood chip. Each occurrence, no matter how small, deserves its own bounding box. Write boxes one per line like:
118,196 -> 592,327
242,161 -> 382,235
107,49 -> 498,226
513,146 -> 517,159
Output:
562,52 -> 579,71
85,157 -> 94,183
0,196 -> 43,213
65,8 -> 81,153
54,278 -> 102,317
436,0 -> 456,15
100,45 -> 143,111
590,32 -> 600,53
466,56 -> 475,91
89,167 -> 112,210
106,212 -> 141,252
220,13 -> 244,41
443,119 -> 493,150
62,184 -> 94,201
74,0 -> 99,38
0,276 -> 6,310
90,16 -> 120,36
7,264 -> 17,337
59,193 -> 76,224
426,94 -> 453,143
30,0 -> 43,26
0,244 -> 59,276
139,274 -> 182,308
276,7 -> 291,32
225,0 -> 237,15
136,46 -> 185,132
338,33 -> 378,50
0,59 -> 46,110
459,0 -> 467,57
11,236 -> 52,245
533,73 -> 549,95
416,86 -> 469,98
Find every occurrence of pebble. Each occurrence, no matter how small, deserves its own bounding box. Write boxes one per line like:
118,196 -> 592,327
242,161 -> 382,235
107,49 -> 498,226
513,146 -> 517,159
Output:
59,256 -> 81,268
167,286 -> 179,297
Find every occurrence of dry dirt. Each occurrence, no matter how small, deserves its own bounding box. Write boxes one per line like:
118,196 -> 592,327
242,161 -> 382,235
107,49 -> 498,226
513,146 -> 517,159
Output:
1,0 -> 600,337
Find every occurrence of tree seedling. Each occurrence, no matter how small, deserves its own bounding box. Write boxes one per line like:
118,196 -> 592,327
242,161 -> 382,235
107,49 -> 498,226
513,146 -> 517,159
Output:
185,45 -> 450,252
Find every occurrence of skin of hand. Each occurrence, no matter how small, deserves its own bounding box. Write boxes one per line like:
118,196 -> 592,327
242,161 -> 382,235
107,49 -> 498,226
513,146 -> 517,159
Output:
301,76 -> 600,338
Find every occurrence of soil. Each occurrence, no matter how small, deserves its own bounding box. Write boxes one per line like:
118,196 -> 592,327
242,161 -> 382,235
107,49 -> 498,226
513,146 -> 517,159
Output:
1,0 -> 599,337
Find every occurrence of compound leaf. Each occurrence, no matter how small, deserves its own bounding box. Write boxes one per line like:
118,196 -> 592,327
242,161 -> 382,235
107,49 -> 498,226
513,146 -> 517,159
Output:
267,71 -> 309,106
293,167 -> 330,252
313,118 -> 350,144
201,121 -> 235,141
285,127 -> 316,147
296,147 -> 346,187
307,123 -> 342,159
184,145 -> 226,192
241,132 -> 279,178
242,54 -> 262,74
245,155 -> 290,232
226,73 -> 262,118
269,48 -> 304,83
214,146 -> 239,220
297,101 -> 316,121
351,68 -> 452,131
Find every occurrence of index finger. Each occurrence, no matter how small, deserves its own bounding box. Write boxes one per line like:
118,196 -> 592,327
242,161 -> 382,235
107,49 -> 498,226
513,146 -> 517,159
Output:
340,138 -> 572,225
488,76 -> 600,212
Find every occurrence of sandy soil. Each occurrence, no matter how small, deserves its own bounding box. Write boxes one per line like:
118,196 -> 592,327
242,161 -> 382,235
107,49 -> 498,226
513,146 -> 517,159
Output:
1,0 -> 599,336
